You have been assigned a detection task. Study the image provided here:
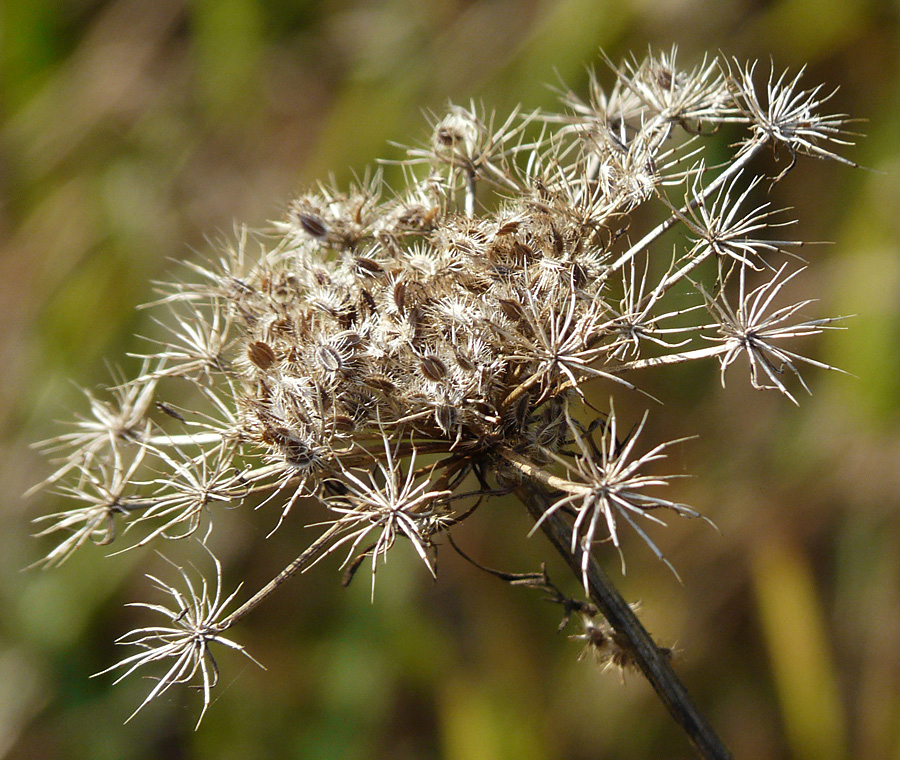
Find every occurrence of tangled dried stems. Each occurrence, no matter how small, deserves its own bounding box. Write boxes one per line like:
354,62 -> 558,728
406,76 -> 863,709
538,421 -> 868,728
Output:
30,48 -> 858,759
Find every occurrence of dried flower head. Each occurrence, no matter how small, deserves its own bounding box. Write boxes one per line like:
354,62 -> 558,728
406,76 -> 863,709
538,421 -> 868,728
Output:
94,551 -> 262,729
30,47 -> 856,738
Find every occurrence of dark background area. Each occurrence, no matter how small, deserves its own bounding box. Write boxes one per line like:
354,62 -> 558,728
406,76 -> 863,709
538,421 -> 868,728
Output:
2,1 -> 900,758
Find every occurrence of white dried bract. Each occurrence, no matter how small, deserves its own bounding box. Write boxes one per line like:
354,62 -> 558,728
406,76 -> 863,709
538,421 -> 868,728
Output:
30,47 -> 856,724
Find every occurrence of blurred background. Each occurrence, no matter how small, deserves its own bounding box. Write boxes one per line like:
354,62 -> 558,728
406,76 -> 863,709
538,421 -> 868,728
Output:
2,1 -> 899,758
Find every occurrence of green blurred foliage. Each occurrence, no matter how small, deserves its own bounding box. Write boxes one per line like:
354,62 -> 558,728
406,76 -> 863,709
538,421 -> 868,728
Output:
3,1 -> 900,758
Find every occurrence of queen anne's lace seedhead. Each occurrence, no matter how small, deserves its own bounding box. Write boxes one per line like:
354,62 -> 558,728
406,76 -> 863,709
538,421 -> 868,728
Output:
93,551 -> 262,730
30,47 -> 856,726
529,402 -> 701,587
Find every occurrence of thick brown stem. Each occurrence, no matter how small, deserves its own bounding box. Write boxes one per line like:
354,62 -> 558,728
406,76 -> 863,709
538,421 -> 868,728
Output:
516,484 -> 733,760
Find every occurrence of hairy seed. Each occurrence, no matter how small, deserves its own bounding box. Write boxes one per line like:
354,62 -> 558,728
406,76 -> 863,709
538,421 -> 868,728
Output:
454,349 -> 477,373
296,211 -> 328,238
338,331 -> 363,349
498,298 -> 528,323
354,256 -> 383,275
330,414 -> 356,432
420,354 -> 448,381
248,341 -> 276,369
363,375 -> 396,394
496,220 -> 521,236
315,344 -> 344,372
360,289 -> 378,314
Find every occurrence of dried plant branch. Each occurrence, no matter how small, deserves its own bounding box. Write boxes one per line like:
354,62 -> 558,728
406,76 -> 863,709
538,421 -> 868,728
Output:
516,484 -> 733,760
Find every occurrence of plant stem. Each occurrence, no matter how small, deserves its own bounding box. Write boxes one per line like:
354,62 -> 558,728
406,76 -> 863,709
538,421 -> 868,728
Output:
515,484 -> 733,760
216,520 -> 345,630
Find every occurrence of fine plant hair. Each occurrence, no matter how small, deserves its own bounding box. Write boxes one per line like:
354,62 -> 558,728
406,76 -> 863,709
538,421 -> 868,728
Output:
30,48 -> 857,759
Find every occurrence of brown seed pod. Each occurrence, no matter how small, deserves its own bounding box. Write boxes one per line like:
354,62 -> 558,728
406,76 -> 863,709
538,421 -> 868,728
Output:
363,375 -> 396,394
359,288 -> 378,315
393,280 -> 406,313
496,220 -> 521,236
315,344 -> 344,373
248,340 -> 276,370
453,349 -> 477,373
295,211 -> 328,239
512,241 -> 534,261
419,354 -> 448,382
330,414 -> 356,433
498,298 -> 528,324
338,331 -> 364,349
354,256 -> 383,275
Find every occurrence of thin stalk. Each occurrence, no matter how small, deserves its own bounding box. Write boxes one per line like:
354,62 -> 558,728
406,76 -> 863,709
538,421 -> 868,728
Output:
216,521 -> 344,630
498,446 -> 588,494
145,432 -> 229,447
516,484 -> 733,760
599,138 -> 767,285
624,344 -> 727,371
464,168 -> 477,218
215,438 -> 463,630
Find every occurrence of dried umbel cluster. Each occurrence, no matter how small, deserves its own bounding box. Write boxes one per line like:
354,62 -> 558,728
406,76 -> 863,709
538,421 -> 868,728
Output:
31,49 -> 855,728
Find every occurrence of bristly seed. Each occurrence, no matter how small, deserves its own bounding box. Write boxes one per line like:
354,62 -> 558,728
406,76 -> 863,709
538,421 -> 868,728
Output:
295,211 -> 328,238
315,344 -> 344,373
420,354 -> 448,381
248,341 -> 276,370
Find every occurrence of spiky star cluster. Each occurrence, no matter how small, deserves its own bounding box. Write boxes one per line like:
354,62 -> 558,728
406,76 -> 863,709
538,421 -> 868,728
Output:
31,49 -> 855,722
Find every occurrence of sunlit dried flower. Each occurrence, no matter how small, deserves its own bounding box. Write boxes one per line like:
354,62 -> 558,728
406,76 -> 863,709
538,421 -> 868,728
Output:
530,402 -> 699,586
318,431 -> 453,598
29,48 -> 856,739
32,444 -> 150,568
727,58 -> 859,173
707,263 -> 847,403
94,551 -> 262,728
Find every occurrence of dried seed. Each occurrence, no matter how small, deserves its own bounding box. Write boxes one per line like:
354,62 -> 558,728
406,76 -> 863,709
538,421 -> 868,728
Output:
330,414 -> 356,432
393,280 -> 406,312
498,298 -> 528,323
248,341 -> 276,369
434,404 -> 456,433
338,331 -> 363,349
360,288 -> 378,314
572,262 -> 588,289
295,211 -> 328,238
284,440 -> 319,469
364,375 -> 396,394
420,354 -> 447,381
155,402 -> 185,422
453,349 -> 477,373
397,204 -> 440,230
436,126 -> 462,147
354,256 -> 383,275
656,67 -> 674,90
512,242 -> 534,260
315,344 -> 344,373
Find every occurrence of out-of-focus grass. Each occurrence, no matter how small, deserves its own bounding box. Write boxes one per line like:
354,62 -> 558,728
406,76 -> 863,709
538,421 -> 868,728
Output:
752,536 -> 847,760
3,1 -> 900,759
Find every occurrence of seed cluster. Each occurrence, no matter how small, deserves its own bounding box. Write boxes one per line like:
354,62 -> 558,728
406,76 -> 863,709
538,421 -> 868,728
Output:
30,48 -> 856,723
